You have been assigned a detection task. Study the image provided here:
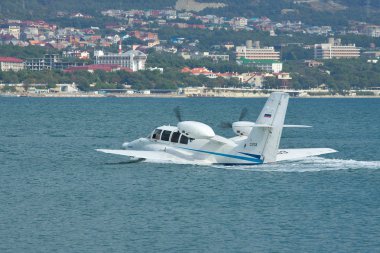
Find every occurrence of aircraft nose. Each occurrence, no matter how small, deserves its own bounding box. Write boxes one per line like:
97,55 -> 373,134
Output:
122,142 -> 129,149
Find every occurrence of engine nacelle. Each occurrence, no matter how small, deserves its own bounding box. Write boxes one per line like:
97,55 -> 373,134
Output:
177,121 -> 215,139
232,121 -> 255,136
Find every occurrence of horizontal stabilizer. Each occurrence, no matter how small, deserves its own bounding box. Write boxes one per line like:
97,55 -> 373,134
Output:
276,148 -> 337,162
251,124 -> 273,128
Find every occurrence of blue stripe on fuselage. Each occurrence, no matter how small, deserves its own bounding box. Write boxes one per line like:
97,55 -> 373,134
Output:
213,163 -> 261,166
238,152 -> 262,159
180,147 -> 263,164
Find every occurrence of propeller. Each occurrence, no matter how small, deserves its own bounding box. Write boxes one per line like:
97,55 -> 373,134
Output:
220,121 -> 233,129
239,107 -> 248,121
173,106 -> 182,122
220,107 -> 249,129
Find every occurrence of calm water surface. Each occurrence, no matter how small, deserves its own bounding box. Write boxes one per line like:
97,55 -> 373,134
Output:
0,97 -> 379,252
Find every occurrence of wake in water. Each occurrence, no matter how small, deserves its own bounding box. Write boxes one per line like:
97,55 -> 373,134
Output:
212,157 -> 380,172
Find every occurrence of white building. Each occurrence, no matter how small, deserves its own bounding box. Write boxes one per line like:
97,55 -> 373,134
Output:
49,83 -> 79,93
54,83 -> 79,93
231,17 -> 248,28
364,25 -> 380,37
236,73 -> 264,88
236,41 -> 282,73
236,45 -> 280,60
8,26 -> 20,39
95,50 -> 147,71
314,38 -> 360,59
0,57 -> 25,72
237,58 -> 283,73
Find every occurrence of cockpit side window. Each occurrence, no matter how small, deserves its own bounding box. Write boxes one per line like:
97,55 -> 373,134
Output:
152,129 -> 162,140
179,135 -> 189,144
179,135 -> 195,144
161,130 -> 172,141
171,131 -> 181,143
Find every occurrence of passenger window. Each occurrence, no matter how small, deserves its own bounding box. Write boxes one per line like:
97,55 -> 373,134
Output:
179,135 -> 189,144
171,131 -> 180,143
152,129 -> 162,140
161,130 -> 172,141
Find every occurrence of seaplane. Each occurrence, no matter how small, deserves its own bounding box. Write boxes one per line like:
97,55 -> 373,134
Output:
97,92 -> 337,166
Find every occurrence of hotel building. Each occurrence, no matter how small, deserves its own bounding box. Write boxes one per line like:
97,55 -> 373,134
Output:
314,38 -> 360,59
95,50 -> 147,72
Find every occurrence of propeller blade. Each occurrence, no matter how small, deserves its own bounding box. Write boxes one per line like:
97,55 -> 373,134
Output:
174,106 -> 182,122
239,107 -> 248,121
220,121 -> 233,129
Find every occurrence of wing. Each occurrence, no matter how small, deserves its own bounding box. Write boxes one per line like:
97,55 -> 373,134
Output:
96,149 -> 188,163
276,148 -> 337,162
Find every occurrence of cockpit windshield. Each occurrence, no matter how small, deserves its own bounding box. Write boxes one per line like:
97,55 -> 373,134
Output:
161,130 -> 171,141
152,129 -> 162,140
151,129 -> 194,144
171,131 -> 180,143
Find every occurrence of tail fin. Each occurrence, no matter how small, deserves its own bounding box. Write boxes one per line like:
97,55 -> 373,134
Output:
237,92 -> 289,163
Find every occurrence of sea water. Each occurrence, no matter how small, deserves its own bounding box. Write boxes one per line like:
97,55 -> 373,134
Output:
0,97 -> 379,252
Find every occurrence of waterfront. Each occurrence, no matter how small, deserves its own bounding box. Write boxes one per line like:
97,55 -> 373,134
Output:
0,97 -> 379,252
1,88 -> 380,98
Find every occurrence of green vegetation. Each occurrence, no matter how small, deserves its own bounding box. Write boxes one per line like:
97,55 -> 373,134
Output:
0,68 -> 240,92
355,91 -> 375,96
283,58 -> 380,91
1,0 -> 379,27
199,0 -> 380,26
147,51 -> 259,73
0,45 -> 56,59
159,28 -> 380,51
0,85 -> 17,92
0,0 -> 175,19
1,51 -> 379,92
159,27 -> 321,49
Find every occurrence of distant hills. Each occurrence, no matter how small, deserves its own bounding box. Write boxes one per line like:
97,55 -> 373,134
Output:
196,0 -> 380,26
0,0 -> 379,26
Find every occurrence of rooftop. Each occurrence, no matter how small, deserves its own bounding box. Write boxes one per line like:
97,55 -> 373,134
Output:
0,57 -> 24,63
64,64 -> 133,73
239,58 -> 281,64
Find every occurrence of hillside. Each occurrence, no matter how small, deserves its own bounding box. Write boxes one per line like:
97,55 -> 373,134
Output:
0,0 -> 379,26
0,0 -> 176,19
197,0 -> 380,26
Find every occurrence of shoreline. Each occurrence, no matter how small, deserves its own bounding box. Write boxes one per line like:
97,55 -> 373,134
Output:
1,93 -> 379,99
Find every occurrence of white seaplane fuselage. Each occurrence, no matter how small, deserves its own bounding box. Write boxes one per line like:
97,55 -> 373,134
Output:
97,92 -> 337,165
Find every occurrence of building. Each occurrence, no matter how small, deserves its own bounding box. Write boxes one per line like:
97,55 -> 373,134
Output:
277,72 -> 292,89
0,57 -> 25,72
189,52 -> 229,62
314,38 -> 360,59
63,50 -> 90,60
50,83 -> 79,93
224,42 -> 235,50
363,51 -> 380,59
236,41 -> 280,60
95,50 -> 147,72
237,58 -> 283,73
304,60 -> 324,67
64,64 -> 132,73
8,26 -> 20,40
236,73 -> 264,88
231,17 -> 248,28
26,54 -> 82,71
364,25 -> 380,38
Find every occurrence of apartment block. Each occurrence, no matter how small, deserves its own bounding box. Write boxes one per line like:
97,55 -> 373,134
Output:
0,57 -> 25,71
314,38 -> 360,59
95,50 -> 147,72
236,41 -> 280,60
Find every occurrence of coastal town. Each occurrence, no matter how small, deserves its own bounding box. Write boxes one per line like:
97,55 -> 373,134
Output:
1,2 -> 380,97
